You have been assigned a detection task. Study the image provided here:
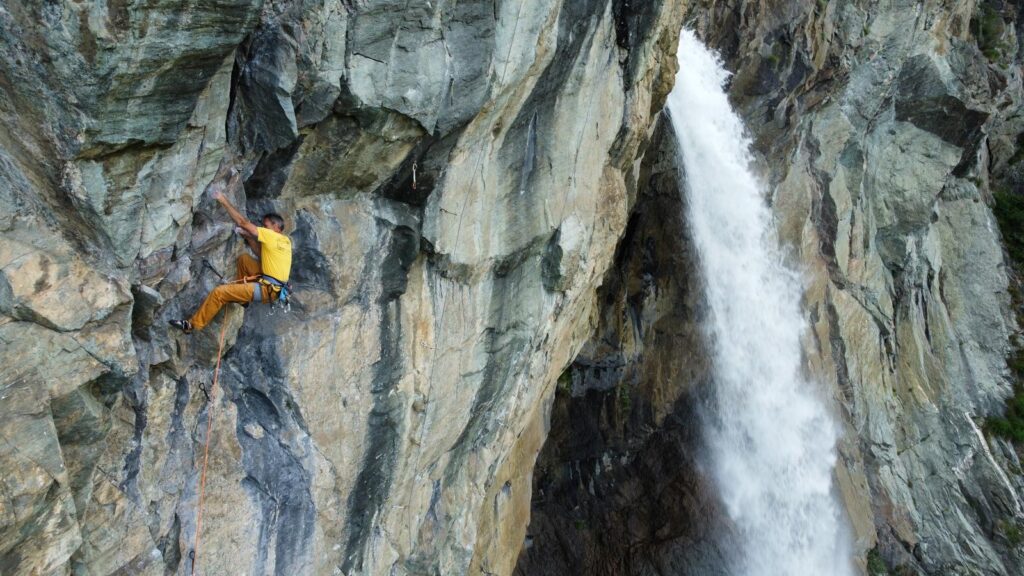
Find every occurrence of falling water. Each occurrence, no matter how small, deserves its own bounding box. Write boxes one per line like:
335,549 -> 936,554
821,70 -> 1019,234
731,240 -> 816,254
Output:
666,30 -> 853,576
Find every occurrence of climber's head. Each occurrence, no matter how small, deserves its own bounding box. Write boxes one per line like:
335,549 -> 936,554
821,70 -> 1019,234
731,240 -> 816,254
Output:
262,213 -> 286,233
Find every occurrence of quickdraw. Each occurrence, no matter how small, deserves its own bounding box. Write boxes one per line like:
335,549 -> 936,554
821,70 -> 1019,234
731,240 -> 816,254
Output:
201,258 -> 225,282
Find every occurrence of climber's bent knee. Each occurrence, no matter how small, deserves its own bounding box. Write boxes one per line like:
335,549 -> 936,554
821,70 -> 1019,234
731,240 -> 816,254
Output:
236,254 -> 261,279
189,283 -> 256,330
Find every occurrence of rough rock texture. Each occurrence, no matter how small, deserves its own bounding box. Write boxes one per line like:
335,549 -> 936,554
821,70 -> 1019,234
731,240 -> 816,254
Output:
0,1 -> 687,574
514,120 -> 731,576
7,1 -> 1024,575
519,1 -> 1024,575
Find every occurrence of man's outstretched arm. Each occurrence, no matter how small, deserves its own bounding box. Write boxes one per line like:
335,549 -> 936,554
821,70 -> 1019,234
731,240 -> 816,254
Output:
213,191 -> 258,236
210,169 -> 259,237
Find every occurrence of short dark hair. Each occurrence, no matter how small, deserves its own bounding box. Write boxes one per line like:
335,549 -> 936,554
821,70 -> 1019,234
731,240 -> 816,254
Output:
262,213 -> 285,231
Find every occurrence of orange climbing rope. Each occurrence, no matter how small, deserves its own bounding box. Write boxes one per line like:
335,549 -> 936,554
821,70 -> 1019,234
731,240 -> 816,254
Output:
190,319 -> 230,576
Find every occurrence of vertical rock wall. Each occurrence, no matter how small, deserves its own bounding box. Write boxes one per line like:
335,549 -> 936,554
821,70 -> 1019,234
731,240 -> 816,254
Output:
515,121 -> 730,576
0,1 -> 686,574
8,2 -> 1023,575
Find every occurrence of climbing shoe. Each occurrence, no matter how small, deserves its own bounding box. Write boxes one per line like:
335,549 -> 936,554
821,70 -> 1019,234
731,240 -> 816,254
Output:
168,319 -> 193,333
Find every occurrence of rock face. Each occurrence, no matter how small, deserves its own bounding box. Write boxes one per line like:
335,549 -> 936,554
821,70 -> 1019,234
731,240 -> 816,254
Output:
4,1 -> 1024,575
0,1 -> 685,575
514,121 -> 731,576
519,1 -> 1024,575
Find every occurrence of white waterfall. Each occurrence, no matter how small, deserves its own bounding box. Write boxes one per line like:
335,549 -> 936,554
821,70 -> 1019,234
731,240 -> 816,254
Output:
666,30 -> 854,576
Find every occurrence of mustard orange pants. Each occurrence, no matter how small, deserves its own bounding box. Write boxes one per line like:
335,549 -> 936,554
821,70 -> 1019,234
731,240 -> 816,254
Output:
189,255 -> 271,330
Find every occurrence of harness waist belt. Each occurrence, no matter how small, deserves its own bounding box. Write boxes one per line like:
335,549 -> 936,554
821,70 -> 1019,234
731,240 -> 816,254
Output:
257,274 -> 290,304
259,274 -> 287,288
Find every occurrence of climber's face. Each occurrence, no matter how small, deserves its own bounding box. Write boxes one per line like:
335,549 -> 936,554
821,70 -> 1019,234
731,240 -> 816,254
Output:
262,216 -> 284,233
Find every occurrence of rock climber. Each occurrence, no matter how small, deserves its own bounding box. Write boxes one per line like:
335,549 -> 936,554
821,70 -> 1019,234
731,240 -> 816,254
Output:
169,165 -> 292,333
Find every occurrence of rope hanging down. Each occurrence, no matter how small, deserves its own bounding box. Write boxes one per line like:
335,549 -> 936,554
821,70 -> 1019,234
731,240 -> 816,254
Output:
190,319 -> 230,576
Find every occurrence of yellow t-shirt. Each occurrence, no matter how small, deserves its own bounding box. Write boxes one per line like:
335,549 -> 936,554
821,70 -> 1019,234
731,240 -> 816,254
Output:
257,227 -> 292,282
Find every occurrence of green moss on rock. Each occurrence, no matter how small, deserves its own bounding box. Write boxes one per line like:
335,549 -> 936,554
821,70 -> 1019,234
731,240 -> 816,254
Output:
973,3 -> 1008,62
989,190 -> 1024,443
867,548 -> 890,575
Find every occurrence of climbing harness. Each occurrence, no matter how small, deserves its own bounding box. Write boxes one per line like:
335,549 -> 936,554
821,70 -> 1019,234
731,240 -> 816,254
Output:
257,274 -> 291,306
202,258 -> 292,309
190,319 -> 229,576
203,272 -> 293,313
240,274 -> 292,309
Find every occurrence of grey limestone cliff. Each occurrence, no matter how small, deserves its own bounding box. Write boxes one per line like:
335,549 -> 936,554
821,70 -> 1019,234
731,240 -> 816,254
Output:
0,1 -> 684,574
4,1 -> 1024,575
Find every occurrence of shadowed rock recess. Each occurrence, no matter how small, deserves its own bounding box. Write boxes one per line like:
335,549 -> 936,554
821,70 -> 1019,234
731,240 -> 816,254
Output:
2,1 -> 1024,576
